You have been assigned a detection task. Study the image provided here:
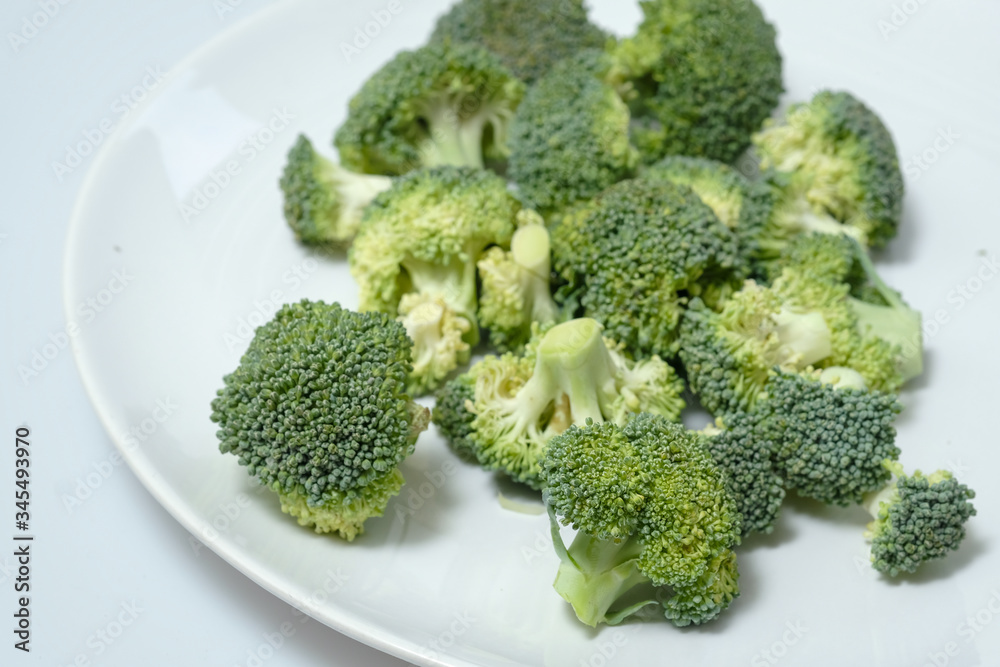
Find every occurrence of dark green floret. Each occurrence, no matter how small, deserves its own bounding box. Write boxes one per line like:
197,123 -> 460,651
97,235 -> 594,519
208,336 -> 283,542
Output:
432,373 -> 477,461
334,42 -> 524,176
608,0 -> 783,163
863,461 -> 976,576
210,300 -> 430,541
542,414 -> 742,627
430,0 -> 609,85
508,51 -> 638,214
279,134 -> 392,247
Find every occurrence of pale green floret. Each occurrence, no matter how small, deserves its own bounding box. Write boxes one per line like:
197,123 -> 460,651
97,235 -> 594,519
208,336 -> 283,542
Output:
456,318 -> 685,487
863,461 -> 976,576
398,292 -> 471,396
478,217 -> 560,353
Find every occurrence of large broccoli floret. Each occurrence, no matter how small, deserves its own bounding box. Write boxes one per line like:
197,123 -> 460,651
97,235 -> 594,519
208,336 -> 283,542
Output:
508,51 -> 638,214
862,461 -> 976,576
756,372 -> 902,506
279,134 -> 393,248
752,90 -> 904,252
477,215 -> 560,353
550,178 -> 741,359
349,166 -> 520,394
210,300 -> 430,541
334,42 -> 524,176
608,0 -> 783,163
699,412 -> 785,536
429,0 -> 609,85
438,318 -> 685,488
542,414 -> 742,627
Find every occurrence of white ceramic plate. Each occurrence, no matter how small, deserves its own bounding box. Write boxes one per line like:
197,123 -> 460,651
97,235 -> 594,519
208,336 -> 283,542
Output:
65,1 -> 1000,665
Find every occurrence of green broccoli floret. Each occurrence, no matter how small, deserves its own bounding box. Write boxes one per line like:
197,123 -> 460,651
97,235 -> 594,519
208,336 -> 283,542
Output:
210,300 -> 430,541
752,90 -> 904,252
862,461 -> 976,576
429,0 -> 609,85
440,318 -> 685,487
478,216 -> 560,353
550,178 -> 741,359
432,372 -> 478,461
508,51 -> 638,213
334,42 -> 524,176
279,134 -> 393,247
349,166 -> 520,394
608,0 -> 783,163
756,372 -> 902,506
542,414 -> 742,627
699,413 -> 785,536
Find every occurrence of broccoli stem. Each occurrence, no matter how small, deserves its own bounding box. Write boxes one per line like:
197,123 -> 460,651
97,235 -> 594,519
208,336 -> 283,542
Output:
772,308 -> 833,368
510,224 -> 560,324
329,166 -> 393,222
418,96 -> 487,169
532,319 -> 617,427
401,255 -> 480,345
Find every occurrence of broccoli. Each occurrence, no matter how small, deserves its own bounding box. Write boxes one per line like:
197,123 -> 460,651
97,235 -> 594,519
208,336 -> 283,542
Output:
752,90 -> 904,252
210,300 -> 430,541
334,42 -> 524,176
349,166 -> 520,394
699,412 -> 785,536
279,134 -> 393,248
507,51 -> 639,214
550,178 -> 741,359
756,371 -> 902,506
608,0 -> 783,164
477,215 -> 560,353
862,461 -> 976,576
435,318 -> 685,487
429,0 -> 609,85
542,414 -> 742,627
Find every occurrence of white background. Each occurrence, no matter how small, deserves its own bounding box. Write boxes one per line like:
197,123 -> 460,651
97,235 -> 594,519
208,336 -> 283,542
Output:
3,1 -> 1000,666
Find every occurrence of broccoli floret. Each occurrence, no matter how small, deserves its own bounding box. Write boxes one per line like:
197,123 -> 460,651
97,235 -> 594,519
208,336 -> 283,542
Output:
508,51 -> 638,213
608,0 -> 783,163
478,215 -> 560,353
542,415 -> 741,627
756,372 -> 902,506
699,413 -> 785,536
550,178 -> 741,359
334,42 -> 524,176
429,0 -> 609,85
210,300 -> 430,541
443,318 -> 685,487
349,166 -> 520,393
862,461 -> 976,576
279,134 -> 393,247
752,90 -> 904,252
432,372 -> 478,461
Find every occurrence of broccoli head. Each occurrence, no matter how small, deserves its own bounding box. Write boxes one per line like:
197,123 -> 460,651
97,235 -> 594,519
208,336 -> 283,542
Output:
508,51 -> 638,214
550,178 -> 741,359
862,461 -> 976,576
542,414 -> 742,627
349,166 -> 520,393
753,90 -> 904,251
279,134 -> 393,247
210,300 -> 430,541
436,318 -> 685,487
608,0 -> 783,163
334,42 -> 524,176
429,0 -> 609,84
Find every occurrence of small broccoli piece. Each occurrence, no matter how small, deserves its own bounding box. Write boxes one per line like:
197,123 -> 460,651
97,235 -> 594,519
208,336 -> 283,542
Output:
862,461 -> 976,576
478,215 -> 560,353
508,51 -> 638,213
752,90 -> 904,252
349,166 -> 520,393
429,0 -> 609,85
444,318 -> 685,487
432,373 -> 478,461
756,372 -> 902,506
210,300 -> 430,541
279,134 -> 393,247
542,415 -> 741,627
334,42 -> 524,176
699,413 -> 785,536
608,0 -> 783,163
550,178 -> 741,359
